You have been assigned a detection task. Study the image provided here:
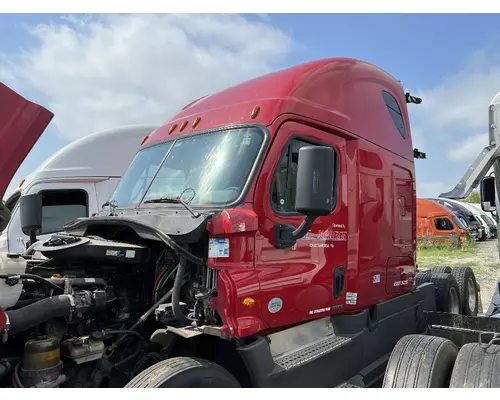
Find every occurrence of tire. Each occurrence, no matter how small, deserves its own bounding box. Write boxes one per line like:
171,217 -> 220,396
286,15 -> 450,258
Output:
432,266 -> 452,274
450,343 -> 500,388
429,273 -> 461,314
124,357 -> 241,388
416,270 -> 433,286
450,266 -> 478,316
382,334 -> 458,388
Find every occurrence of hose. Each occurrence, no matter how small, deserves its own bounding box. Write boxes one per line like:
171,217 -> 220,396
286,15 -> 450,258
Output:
103,330 -> 147,348
113,349 -> 142,369
108,288 -> 174,352
172,257 -> 191,325
23,241 -> 39,256
48,277 -> 108,290
5,295 -> 72,334
154,266 -> 178,302
64,218 -> 205,265
0,274 -> 63,294
11,361 -> 23,388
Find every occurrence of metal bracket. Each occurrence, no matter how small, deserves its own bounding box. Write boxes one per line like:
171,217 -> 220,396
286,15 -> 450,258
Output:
440,92 -> 500,200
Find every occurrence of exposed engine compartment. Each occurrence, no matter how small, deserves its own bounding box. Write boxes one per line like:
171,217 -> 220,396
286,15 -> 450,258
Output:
0,225 -> 220,388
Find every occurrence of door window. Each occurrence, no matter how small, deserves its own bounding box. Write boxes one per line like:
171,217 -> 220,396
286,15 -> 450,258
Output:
434,218 -> 453,231
270,138 -> 337,214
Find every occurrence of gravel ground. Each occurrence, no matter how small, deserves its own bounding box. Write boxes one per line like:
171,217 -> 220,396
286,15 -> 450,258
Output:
419,240 -> 500,310
473,240 -> 500,309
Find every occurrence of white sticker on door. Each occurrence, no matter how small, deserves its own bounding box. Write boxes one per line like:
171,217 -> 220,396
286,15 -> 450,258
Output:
346,292 -> 358,305
208,238 -> 229,258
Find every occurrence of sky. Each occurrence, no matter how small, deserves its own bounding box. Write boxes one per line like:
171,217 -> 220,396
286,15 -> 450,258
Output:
2,13 -> 500,199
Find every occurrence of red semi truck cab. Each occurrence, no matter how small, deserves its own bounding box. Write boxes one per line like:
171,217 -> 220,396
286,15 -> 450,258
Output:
103,57 -> 418,338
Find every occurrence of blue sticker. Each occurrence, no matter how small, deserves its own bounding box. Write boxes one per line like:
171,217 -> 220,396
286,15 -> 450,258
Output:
268,297 -> 283,313
209,238 -> 229,258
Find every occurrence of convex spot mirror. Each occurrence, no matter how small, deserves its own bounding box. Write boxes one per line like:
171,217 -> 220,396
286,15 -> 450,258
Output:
480,176 -> 496,212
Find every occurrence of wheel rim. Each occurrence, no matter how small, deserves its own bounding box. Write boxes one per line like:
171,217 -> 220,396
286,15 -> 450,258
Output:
449,287 -> 460,314
467,277 -> 477,312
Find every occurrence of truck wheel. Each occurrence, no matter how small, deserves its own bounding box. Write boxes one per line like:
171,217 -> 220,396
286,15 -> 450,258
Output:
125,357 -> 241,388
450,267 -> 478,316
432,266 -> 452,274
416,270 -> 433,286
382,334 -> 458,388
450,343 -> 500,387
124,357 -> 241,388
429,273 -> 461,314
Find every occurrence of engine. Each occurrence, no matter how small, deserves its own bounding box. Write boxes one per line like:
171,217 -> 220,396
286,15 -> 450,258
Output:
0,230 -> 218,388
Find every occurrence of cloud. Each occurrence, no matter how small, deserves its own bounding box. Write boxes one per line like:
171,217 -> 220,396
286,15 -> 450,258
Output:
447,132 -> 488,162
0,14 -> 292,140
417,181 -> 450,198
413,53 -> 500,132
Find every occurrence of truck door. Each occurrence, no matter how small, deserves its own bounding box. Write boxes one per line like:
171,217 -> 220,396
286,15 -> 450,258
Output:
253,121 -> 348,328
6,182 -> 97,253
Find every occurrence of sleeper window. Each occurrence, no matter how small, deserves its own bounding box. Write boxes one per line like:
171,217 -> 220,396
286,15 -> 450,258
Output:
382,91 -> 406,138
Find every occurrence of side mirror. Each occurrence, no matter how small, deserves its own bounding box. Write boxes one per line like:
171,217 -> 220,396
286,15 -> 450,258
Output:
295,146 -> 335,217
19,193 -> 42,246
0,202 -> 11,232
480,176 -> 496,212
275,145 -> 335,249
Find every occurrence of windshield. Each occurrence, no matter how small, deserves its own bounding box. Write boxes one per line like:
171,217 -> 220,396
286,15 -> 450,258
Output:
453,216 -> 467,229
485,214 -> 497,226
479,214 -> 494,227
109,127 -> 265,208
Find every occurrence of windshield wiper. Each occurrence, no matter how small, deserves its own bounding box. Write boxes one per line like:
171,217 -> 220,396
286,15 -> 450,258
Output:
143,196 -> 200,218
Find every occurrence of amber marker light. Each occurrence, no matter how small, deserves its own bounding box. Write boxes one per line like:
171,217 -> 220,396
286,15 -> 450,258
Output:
242,297 -> 256,308
192,117 -> 201,129
251,105 -> 260,119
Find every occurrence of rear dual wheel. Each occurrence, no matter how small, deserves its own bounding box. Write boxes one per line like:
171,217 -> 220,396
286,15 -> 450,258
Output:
429,266 -> 478,316
429,273 -> 461,314
450,266 -> 478,316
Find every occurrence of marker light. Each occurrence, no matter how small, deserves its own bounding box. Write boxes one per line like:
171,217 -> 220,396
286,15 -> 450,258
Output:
242,297 -> 256,308
251,105 -> 260,119
192,117 -> 201,129
168,124 -> 177,135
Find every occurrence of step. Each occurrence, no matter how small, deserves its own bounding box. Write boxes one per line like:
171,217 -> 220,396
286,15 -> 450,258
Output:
273,334 -> 351,371
336,382 -> 361,388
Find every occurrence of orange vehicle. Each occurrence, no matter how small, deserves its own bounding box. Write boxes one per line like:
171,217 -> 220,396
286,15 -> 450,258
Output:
417,198 -> 468,247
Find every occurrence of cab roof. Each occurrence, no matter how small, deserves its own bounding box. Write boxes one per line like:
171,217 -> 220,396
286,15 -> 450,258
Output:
9,125 -> 157,199
417,198 -> 456,219
147,57 -> 414,161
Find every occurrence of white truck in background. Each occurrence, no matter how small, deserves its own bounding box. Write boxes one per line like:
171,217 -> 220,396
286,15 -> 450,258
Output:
467,201 -> 498,238
0,124 -> 158,254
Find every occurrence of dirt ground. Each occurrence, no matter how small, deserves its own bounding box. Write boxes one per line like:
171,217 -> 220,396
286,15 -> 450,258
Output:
418,240 -> 500,311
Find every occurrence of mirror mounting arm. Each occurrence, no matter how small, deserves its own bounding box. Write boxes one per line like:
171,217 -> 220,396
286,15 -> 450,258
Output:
274,215 -> 316,249
291,215 -> 316,239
